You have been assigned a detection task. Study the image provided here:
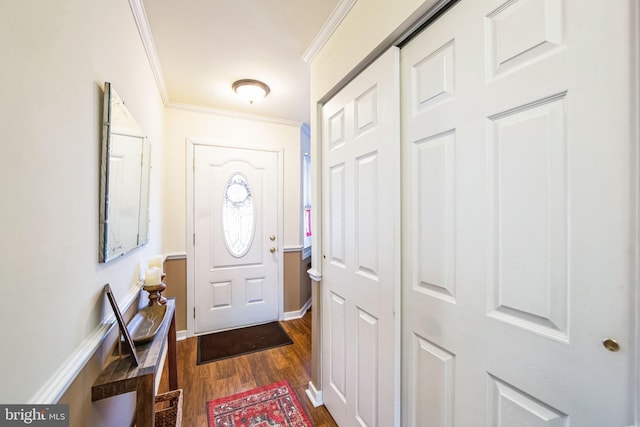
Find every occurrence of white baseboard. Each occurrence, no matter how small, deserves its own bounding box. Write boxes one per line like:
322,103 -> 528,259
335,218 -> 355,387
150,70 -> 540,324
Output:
283,298 -> 312,321
305,381 -> 323,407
176,330 -> 187,341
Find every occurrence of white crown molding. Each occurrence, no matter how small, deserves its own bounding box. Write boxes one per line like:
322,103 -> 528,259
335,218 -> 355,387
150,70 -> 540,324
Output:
283,245 -> 303,253
129,0 -> 170,105
302,0 -> 358,63
29,281 -> 144,404
167,102 -> 303,128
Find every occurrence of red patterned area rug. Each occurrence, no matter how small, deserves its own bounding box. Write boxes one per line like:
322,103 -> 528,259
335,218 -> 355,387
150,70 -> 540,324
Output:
207,380 -> 314,427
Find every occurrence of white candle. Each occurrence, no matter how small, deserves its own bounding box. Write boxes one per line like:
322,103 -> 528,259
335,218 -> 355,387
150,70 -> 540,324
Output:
148,255 -> 163,275
145,267 -> 161,286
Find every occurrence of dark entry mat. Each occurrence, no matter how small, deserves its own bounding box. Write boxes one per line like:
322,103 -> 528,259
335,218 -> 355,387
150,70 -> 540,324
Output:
197,321 -> 293,364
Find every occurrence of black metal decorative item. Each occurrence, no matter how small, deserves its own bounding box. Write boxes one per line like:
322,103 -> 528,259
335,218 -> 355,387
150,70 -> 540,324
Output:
104,283 -> 139,366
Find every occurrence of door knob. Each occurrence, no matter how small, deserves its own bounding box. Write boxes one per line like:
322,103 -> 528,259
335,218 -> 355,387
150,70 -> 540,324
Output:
270,247 -> 276,253
603,338 -> 620,352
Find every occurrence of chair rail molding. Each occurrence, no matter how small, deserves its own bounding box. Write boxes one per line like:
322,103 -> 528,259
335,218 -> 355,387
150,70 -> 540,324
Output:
307,268 -> 322,282
29,281 -> 144,404
302,0 -> 358,63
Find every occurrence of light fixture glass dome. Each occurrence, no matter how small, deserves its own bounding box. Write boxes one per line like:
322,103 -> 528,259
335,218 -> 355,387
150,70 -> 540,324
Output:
232,79 -> 270,104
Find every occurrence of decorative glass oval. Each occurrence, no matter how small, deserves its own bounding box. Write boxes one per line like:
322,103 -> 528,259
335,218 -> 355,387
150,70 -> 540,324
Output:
222,173 -> 255,257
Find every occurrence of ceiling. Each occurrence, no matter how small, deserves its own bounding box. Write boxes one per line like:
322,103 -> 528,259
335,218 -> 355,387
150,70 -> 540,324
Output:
140,0 -> 344,125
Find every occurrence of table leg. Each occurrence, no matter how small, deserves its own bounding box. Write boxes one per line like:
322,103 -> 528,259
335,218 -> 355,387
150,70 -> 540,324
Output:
136,374 -> 155,427
168,312 -> 178,390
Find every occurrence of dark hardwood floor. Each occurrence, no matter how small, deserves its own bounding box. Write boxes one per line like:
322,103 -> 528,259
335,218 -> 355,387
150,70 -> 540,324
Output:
158,309 -> 338,426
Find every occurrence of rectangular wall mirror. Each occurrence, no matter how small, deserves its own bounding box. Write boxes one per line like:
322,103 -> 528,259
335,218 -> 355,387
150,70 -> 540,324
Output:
99,82 -> 151,263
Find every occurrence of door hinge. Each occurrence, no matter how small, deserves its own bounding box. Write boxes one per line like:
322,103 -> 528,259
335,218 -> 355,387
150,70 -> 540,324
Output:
193,307 -> 196,318
192,158 -> 195,171
193,233 -> 195,245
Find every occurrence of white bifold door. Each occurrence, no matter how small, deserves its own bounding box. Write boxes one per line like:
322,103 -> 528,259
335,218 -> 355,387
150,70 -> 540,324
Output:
401,0 -> 635,426
322,48 -> 400,427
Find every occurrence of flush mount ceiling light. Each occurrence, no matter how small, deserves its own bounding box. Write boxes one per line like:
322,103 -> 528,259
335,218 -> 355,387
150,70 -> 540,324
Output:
232,79 -> 270,104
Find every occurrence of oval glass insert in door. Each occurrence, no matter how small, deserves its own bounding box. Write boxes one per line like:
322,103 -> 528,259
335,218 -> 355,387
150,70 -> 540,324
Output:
222,173 -> 255,257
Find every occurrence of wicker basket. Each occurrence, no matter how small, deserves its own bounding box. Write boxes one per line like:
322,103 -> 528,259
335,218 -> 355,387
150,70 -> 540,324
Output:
154,389 -> 183,427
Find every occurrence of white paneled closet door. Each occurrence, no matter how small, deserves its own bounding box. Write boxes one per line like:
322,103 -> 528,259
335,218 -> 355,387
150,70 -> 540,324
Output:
401,0 -> 635,426
322,47 -> 400,427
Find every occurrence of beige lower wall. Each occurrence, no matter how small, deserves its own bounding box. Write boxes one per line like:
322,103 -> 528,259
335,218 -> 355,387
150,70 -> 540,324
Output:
163,257 -> 187,332
299,256 -> 312,308
162,252 -> 311,332
284,250 -> 312,313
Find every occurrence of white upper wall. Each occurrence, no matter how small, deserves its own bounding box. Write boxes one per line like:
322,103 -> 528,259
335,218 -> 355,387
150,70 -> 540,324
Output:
310,0 -> 439,102
163,108 -> 303,253
0,0 -> 165,404
307,0 -> 440,267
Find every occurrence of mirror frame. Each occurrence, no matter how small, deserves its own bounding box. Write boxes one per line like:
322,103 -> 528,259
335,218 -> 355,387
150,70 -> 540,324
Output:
99,82 -> 151,262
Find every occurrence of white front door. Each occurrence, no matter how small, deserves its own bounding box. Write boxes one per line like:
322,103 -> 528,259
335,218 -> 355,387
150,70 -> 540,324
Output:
193,144 -> 281,333
401,0 -> 635,425
321,48 -> 400,427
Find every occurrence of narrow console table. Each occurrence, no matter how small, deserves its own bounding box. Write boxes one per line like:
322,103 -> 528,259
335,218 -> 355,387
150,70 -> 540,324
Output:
92,298 -> 178,427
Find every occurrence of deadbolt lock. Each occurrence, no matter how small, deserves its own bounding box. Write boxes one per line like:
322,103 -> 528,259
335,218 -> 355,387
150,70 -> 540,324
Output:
269,235 -> 276,241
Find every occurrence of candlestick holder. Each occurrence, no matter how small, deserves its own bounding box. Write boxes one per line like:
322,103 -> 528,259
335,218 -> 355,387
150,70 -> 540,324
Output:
143,273 -> 167,306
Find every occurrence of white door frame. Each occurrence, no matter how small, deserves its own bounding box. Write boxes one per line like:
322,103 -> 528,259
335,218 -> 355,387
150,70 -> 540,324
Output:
186,137 -> 285,338
310,2 -> 640,424
633,0 -> 640,419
